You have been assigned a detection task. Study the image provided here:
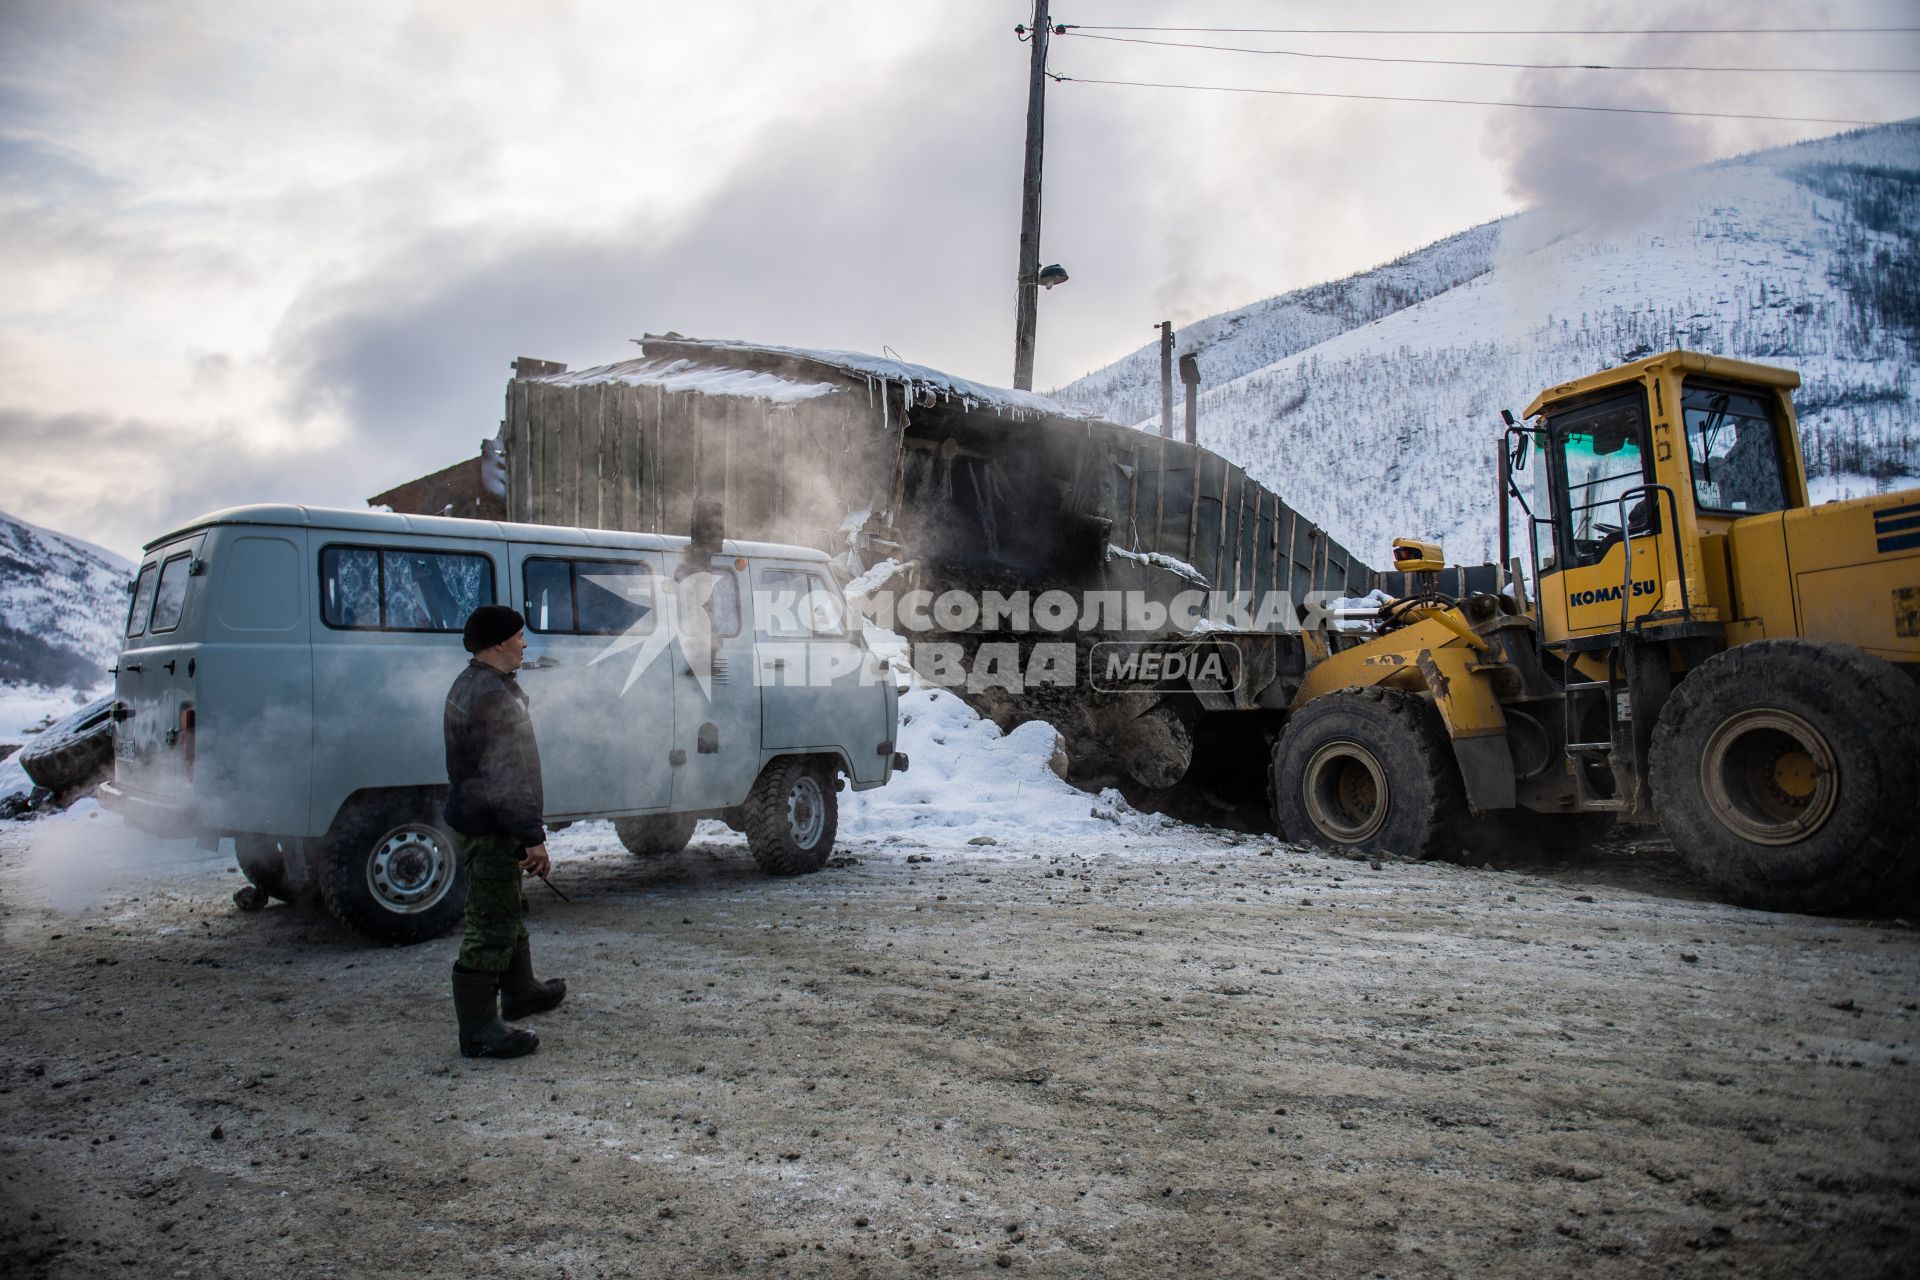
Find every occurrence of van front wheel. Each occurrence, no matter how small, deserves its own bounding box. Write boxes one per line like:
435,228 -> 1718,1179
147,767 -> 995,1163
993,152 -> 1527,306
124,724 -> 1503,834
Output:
318,799 -> 468,944
745,758 -> 838,876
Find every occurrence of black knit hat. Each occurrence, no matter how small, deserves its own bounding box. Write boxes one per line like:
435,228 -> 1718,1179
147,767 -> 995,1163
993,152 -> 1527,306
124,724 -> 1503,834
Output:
463,604 -> 525,654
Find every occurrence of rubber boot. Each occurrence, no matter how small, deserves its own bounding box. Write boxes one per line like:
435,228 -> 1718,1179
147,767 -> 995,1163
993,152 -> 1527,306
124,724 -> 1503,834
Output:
500,937 -> 567,1021
451,965 -> 539,1059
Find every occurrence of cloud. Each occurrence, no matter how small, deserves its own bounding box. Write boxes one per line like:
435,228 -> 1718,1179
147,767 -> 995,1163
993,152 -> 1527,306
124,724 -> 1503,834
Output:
271,34 -> 1157,469
10,0 -> 1919,558
0,407 -> 349,558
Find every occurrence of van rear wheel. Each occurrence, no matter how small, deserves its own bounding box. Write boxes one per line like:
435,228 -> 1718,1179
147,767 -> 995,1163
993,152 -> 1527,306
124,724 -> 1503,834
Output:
318,798 -> 468,944
614,812 -> 698,858
745,757 -> 837,876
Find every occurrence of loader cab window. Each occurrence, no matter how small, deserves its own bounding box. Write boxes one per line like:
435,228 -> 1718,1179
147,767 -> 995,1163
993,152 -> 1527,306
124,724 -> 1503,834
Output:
1681,382 -> 1789,516
1547,391 -> 1654,570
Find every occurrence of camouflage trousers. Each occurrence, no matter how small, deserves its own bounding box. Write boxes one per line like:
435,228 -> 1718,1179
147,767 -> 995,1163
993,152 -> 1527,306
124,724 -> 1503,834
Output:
455,833 -> 529,975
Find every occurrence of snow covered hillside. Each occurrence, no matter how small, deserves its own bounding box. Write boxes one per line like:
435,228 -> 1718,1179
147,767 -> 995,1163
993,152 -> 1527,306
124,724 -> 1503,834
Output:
1053,122 -> 1920,568
0,508 -> 131,694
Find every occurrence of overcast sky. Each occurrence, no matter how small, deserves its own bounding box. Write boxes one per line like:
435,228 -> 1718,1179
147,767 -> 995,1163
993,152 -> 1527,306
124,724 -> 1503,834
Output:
3,0 -> 1916,557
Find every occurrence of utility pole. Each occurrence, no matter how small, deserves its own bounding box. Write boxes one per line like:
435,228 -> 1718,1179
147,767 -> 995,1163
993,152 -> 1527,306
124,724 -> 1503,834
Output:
1012,0 -> 1050,391
1159,321 -> 1174,438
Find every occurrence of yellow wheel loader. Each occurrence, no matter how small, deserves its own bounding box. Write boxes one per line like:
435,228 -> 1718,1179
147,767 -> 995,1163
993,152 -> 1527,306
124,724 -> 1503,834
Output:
1270,350 -> 1920,913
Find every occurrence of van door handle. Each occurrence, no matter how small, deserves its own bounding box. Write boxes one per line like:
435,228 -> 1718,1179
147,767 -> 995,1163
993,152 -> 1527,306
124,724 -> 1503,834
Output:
523,656 -> 559,669
163,660 -> 176,674
123,663 -> 143,673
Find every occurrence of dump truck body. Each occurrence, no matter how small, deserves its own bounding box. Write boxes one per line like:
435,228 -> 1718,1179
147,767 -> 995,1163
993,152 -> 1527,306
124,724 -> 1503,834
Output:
503,336 -> 1375,795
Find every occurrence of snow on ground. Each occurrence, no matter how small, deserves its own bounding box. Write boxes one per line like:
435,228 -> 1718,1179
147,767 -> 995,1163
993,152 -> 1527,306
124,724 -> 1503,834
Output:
1,795 -> 233,916
0,680 -> 105,741
0,680 -> 109,799
839,684 -> 1148,846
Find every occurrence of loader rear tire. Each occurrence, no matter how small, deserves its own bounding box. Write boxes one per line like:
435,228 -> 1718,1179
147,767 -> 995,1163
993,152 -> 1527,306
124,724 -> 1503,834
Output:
1271,687 -> 1466,861
613,812 -> 698,858
1649,640 -> 1920,914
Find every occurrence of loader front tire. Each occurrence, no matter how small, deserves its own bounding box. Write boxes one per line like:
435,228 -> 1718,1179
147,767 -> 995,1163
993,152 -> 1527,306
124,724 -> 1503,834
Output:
1271,687 -> 1466,861
1649,639 -> 1920,914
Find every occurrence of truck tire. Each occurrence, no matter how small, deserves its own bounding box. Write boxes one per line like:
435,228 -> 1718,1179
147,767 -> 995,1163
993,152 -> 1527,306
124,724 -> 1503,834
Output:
614,812 -> 698,858
1271,686 -> 1466,861
745,757 -> 837,876
1649,639 -> 1920,914
317,797 -> 468,944
19,696 -> 115,795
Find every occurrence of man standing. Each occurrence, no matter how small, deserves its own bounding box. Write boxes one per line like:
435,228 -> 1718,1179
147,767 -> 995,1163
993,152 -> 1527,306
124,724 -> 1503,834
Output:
445,604 -> 567,1059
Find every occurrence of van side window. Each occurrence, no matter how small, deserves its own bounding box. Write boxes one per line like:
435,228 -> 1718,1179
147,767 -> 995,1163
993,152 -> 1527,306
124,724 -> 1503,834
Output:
760,569 -> 847,637
321,546 -> 494,632
150,554 -> 194,634
522,558 -> 656,635
575,563 -> 655,635
386,550 -> 492,631
524,559 -> 573,633
126,563 -> 159,637
321,547 -> 381,629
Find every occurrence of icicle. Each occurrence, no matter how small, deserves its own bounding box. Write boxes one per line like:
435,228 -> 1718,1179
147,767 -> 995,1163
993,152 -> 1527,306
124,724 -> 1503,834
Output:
881,378 -> 890,433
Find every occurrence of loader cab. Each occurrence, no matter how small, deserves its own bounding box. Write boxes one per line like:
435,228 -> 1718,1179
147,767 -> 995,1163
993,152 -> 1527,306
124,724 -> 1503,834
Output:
1511,351 -> 1807,647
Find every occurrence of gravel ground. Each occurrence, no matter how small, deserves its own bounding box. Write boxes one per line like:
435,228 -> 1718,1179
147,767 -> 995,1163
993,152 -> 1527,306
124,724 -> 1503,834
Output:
1,814 -> 1917,1279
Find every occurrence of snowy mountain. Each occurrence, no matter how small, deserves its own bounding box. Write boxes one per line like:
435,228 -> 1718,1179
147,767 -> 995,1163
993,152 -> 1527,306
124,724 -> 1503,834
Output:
0,508 -> 132,691
1053,122 -> 1920,568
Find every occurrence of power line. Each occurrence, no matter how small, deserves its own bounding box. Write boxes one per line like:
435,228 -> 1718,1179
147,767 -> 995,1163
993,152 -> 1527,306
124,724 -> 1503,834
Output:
1064,24 -> 1920,37
1061,31 -> 1920,75
1048,73 -> 1897,127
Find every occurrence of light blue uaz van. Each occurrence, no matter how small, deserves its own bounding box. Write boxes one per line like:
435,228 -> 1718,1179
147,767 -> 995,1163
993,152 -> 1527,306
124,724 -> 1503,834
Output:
101,505 -> 904,943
